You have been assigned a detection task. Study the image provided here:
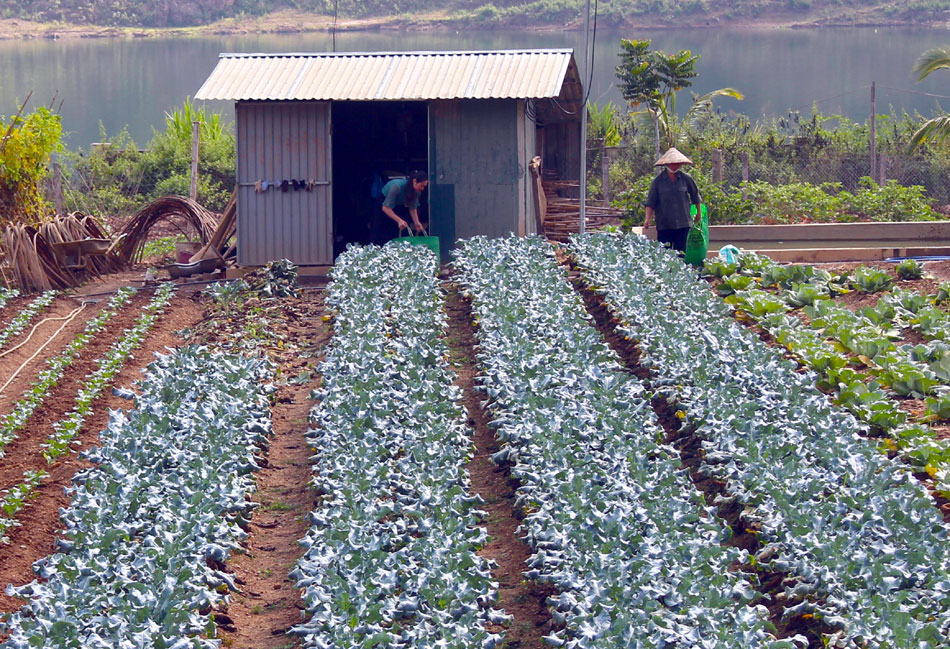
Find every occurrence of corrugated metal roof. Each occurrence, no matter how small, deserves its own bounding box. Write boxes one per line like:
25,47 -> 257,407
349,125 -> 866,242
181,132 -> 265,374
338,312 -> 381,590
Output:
195,49 -> 577,102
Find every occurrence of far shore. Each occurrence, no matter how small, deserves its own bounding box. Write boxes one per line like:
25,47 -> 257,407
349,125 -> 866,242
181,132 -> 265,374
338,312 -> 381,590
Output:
0,9 -> 944,41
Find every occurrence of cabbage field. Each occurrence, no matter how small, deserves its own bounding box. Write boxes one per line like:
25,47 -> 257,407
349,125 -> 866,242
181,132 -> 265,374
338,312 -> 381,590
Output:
0,236 -> 948,649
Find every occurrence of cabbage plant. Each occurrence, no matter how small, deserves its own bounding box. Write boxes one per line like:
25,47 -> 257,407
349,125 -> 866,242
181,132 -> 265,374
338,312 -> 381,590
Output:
455,235 -> 790,649
1,346 -> 274,649
291,242 -> 504,649
570,232 -> 950,649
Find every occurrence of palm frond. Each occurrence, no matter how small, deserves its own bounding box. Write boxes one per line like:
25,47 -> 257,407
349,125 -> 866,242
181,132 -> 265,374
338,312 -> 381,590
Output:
914,47 -> 950,81
682,88 -> 745,133
908,114 -> 950,151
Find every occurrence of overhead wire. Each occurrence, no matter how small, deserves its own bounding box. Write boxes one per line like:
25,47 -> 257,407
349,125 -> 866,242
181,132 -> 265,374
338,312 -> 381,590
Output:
876,85 -> 950,102
549,0 -> 598,117
789,84 -> 870,113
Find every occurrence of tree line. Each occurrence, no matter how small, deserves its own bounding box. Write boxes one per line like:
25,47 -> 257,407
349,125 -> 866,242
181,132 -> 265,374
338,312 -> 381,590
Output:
3,0 -> 948,28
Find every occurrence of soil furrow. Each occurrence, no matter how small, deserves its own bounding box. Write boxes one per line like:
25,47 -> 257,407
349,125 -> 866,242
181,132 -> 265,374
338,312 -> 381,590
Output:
0,295 -> 43,328
0,291 -> 202,612
203,289 -> 329,649
217,376 -> 320,648
564,261 -> 831,648
443,278 -> 555,649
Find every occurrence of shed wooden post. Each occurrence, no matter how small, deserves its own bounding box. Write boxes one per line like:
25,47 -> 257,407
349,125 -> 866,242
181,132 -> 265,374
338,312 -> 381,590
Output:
190,120 -> 200,200
712,149 -> 723,184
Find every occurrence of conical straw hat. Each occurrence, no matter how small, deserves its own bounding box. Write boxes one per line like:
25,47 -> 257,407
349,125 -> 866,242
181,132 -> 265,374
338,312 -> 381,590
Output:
654,147 -> 693,166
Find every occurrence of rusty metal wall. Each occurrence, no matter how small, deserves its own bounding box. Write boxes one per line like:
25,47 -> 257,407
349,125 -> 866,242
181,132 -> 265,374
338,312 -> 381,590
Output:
429,99 -> 521,246
236,101 -> 332,267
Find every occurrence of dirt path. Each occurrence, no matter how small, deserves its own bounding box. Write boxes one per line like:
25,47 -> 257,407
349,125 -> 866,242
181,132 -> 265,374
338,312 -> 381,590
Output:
0,292 -> 202,612
218,377 -> 321,647
443,278 -> 554,648
187,287 -> 330,649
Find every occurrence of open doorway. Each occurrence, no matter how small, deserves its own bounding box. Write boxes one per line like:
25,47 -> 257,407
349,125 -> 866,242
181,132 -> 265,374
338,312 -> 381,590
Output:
331,101 -> 429,256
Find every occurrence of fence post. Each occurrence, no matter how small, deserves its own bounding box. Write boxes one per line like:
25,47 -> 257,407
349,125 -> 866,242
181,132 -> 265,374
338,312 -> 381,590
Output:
190,120 -> 200,201
712,149 -> 723,183
878,152 -> 887,185
870,81 -> 877,182
600,143 -> 610,203
740,151 -> 749,198
51,156 -> 63,216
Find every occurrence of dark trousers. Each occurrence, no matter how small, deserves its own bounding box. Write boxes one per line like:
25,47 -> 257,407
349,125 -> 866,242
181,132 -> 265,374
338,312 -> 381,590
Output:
372,202 -> 409,245
657,227 -> 691,253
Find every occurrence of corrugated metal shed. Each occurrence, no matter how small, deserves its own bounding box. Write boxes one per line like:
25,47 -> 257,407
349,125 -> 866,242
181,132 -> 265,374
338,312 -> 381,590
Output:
198,48 -> 582,266
196,49 -> 579,104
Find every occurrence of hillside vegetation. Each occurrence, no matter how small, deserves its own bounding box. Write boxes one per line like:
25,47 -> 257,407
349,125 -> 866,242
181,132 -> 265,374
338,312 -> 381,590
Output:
2,0 -> 948,29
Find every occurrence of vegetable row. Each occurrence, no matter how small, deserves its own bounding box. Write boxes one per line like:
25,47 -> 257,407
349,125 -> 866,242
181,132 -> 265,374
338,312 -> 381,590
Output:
0,287 -> 137,454
569,232 -> 950,649
1,345 -> 274,649
713,253 -> 950,495
0,283 -> 177,542
0,290 -> 56,351
454,236 -> 792,649
291,243 -> 504,649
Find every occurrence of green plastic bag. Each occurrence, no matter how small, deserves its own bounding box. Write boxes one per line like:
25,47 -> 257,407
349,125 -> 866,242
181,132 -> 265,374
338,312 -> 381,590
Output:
684,203 -> 708,266
395,227 -> 440,259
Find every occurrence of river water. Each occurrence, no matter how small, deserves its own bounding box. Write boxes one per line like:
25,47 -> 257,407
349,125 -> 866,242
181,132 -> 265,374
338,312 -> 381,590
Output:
1,26 -> 949,149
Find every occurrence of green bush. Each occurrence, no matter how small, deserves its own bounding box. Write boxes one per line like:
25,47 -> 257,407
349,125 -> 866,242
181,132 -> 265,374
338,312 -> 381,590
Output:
0,106 -> 63,225
65,100 -> 235,218
615,169 -> 942,227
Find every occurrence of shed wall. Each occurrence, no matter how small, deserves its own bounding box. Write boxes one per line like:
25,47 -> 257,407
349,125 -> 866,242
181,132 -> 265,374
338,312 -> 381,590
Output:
236,101 -> 332,266
429,99 -> 521,247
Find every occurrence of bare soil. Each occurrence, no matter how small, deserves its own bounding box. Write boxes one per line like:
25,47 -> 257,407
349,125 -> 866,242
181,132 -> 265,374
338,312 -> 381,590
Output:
194,290 -> 331,649
443,279 -> 555,647
0,4 -> 937,41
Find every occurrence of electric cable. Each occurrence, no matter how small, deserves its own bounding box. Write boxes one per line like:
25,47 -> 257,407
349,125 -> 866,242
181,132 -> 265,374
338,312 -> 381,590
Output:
581,0 -> 598,108
789,85 -> 871,113
876,85 -> 950,101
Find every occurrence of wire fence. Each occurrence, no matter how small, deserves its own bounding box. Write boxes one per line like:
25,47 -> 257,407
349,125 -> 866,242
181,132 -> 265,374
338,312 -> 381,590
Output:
592,144 -> 950,207
715,149 -> 950,205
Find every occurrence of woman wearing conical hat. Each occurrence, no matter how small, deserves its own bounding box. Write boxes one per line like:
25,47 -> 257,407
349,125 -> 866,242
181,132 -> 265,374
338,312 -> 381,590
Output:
642,147 -> 702,253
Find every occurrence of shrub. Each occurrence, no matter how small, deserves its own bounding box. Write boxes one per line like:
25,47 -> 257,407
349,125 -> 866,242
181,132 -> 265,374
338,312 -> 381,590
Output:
0,106 -> 63,225
65,100 -> 235,218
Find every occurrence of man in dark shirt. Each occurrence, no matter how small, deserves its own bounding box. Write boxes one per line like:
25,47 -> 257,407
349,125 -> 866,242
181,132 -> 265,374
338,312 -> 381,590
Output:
643,147 -> 702,252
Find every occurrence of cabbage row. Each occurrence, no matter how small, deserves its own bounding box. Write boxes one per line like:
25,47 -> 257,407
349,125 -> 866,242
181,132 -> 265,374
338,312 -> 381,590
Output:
725,282 -> 950,496
290,243 -> 504,649
453,236 -> 790,649
569,232 -> 950,649
0,288 -> 18,311
0,346 -> 274,649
